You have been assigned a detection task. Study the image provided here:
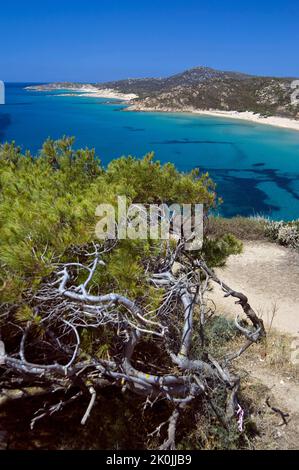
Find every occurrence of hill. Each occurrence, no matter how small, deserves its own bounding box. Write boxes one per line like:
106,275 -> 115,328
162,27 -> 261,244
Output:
102,66 -> 299,117
28,66 -> 299,118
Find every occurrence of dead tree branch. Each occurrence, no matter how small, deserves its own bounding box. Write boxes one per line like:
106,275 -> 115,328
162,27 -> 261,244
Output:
0,240 -> 266,448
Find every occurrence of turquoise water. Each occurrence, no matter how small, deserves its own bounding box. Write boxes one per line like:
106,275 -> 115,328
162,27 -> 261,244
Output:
1,83 -> 299,220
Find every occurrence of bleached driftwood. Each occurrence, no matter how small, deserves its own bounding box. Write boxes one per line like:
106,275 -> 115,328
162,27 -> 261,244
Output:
0,240 -> 265,449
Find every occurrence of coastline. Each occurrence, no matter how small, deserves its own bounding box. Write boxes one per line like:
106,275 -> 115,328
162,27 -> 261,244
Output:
126,104 -> 299,132
26,85 -> 138,101
26,85 -> 299,131
74,86 -> 138,101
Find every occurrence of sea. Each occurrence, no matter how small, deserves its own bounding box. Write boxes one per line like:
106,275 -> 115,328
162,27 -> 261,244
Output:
1,82 -> 299,220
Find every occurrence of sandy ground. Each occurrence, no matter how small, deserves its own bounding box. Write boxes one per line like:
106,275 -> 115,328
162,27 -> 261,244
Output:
27,85 -> 299,130
127,104 -> 299,131
210,241 -> 299,449
209,241 -> 299,336
191,109 -> 299,132
26,85 -> 138,101
72,86 -> 138,101
242,358 -> 299,450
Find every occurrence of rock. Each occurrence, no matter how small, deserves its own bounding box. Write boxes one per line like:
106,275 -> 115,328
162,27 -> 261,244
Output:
0,341 -> 5,365
290,338 -> 299,365
171,262 -> 184,276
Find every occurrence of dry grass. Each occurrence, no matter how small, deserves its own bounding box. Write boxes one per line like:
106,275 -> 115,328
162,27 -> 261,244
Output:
256,332 -> 298,377
207,216 -> 267,241
233,328 -> 298,450
232,329 -> 298,379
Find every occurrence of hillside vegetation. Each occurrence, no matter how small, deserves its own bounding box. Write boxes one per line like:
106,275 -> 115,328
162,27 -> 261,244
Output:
104,66 -> 299,117
33,66 -> 299,118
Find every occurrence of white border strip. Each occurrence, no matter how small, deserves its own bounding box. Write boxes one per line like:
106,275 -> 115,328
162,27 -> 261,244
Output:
0,81 -> 5,104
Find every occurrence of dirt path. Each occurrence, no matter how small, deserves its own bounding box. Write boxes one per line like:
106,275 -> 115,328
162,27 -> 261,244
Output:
209,241 -> 299,337
209,241 -> 299,449
241,360 -> 299,450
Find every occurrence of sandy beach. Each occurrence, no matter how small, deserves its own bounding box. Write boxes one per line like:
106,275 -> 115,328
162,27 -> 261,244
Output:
127,103 -> 299,132
27,84 -> 299,131
72,86 -> 138,101
26,84 -> 138,101
194,109 -> 299,131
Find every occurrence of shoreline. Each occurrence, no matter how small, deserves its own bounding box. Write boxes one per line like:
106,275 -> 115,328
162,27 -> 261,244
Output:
26,85 -> 299,131
126,104 -> 299,131
126,104 -> 299,132
26,85 -> 138,101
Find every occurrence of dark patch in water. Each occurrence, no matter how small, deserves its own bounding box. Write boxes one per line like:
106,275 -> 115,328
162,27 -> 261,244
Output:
192,166 -> 299,218
226,167 -> 299,202
185,121 -> 255,129
259,168 -> 299,201
123,126 -> 145,132
6,102 -> 33,106
0,113 -> 12,141
230,143 -> 247,159
151,138 -> 234,145
204,168 -> 279,217
252,163 -> 265,167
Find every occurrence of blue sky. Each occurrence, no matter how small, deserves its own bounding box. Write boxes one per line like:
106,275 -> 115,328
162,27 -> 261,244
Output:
0,0 -> 298,82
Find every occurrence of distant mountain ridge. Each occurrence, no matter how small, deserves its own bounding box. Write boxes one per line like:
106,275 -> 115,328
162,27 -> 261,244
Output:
29,66 -> 299,118
100,66 -> 254,96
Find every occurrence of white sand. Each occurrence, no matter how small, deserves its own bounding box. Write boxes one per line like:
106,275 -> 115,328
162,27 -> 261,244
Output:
127,104 -> 299,132
73,86 -> 138,101
193,109 -> 299,132
27,84 -> 299,130
26,84 -> 138,101
209,241 -> 299,336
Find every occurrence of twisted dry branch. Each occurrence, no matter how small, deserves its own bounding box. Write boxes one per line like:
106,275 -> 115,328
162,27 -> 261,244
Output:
0,242 -> 265,449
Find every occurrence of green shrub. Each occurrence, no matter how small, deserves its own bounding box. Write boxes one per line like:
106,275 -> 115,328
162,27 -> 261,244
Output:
0,137 -> 241,306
